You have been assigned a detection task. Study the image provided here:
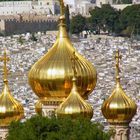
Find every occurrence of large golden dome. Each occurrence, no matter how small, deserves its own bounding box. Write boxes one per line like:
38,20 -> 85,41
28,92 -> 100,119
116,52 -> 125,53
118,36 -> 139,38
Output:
56,75 -> 93,119
101,50 -> 137,124
0,50 -> 24,126
28,0 -> 97,102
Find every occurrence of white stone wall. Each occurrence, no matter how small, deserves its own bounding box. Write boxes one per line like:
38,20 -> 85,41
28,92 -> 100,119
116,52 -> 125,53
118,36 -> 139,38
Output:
0,127 -> 8,140
80,2 -> 95,16
133,0 -> 140,3
0,20 -> 5,32
0,0 -> 140,16
64,0 -> 76,15
64,0 -> 95,16
112,4 -> 132,10
36,0 -> 59,15
0,1 -> 32,15
0,0 -> 59,16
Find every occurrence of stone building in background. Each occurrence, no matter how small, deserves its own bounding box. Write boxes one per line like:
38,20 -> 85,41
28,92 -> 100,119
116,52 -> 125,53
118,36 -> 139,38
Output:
0,0 -> 140,17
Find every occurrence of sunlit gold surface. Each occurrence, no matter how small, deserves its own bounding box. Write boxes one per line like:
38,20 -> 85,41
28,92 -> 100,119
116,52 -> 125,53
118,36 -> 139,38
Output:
0,50 -> 24,126
56,53 -> 93,118
56,76 -> 93,118
28,0 -> 97,101
101,50 -> 137,124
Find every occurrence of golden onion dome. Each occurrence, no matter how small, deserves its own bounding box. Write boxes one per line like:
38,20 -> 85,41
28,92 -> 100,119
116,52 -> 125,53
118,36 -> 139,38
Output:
56,76 -> 93,119
56,54 -> 93,119
0,50 -> 24,126
28,0 -> 97,102
101,50 -> 137,124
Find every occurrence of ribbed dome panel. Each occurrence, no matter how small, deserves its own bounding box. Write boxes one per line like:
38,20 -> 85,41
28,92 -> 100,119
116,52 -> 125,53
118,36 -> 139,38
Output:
29,23 -> 97,101
0,82 -> 24,126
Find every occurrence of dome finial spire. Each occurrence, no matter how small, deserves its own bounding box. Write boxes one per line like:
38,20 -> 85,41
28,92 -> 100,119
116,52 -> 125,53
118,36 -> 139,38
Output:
0,49 -> 24,128
59,0 -> 65,16
102,49 -> 137,140
115,49 -> 122,83
0,49 -> 10,82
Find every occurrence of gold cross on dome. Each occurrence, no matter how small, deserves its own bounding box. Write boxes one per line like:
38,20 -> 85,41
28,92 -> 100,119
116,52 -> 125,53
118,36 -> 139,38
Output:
71,51 -> 78,76
115,49 -> 122,82
0,49 -> 10,80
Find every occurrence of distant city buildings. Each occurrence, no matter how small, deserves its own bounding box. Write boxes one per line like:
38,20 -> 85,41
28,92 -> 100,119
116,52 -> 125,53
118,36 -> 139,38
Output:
0,0 -> 139,17
0,0 -> 60,16
63,0 -> 95,16
0,0 -> 140,35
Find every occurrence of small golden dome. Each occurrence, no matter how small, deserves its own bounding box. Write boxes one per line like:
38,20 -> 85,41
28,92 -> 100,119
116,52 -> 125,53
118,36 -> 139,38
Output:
28,0 -> 97,101
0,80 -> 24,126
56,54 -> 93,119
101,50 -> 137,124
0,50 -> 24,126
56,76 -> 93,118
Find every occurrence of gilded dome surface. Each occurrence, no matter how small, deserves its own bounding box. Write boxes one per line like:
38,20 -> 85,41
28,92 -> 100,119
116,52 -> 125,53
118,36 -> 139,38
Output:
56,76 -> 93,119
0,50 -> 24,126
101,50 -> 137,124
0,80 -> 24,126
28,0 -> 97,101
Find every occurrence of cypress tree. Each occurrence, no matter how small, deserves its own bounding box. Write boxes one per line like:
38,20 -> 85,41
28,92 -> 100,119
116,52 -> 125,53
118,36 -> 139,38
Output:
65,4 -> 70,32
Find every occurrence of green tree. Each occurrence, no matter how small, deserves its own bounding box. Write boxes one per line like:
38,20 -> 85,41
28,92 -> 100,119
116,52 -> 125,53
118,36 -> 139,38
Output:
89,7 -> 102,34
70,14 -> 86,34
120,4 -> 140,36
89,4 -> 119,34
7,116 -> 111,140
65,5 -> 70,32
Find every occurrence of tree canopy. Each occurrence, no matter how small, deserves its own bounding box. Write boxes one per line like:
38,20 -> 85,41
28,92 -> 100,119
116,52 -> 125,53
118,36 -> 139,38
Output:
65,5 -> 70,32
119,4 -> 140,36
70,14 -> 86,34
89,4 -> 120,34
7,116 -> 111,140
70,4 -> 140,37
